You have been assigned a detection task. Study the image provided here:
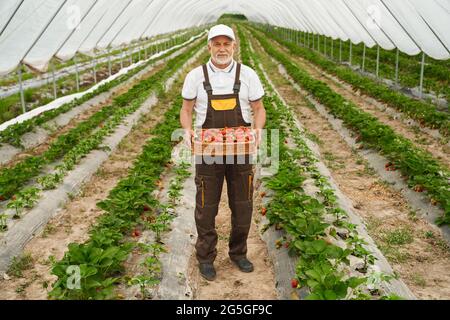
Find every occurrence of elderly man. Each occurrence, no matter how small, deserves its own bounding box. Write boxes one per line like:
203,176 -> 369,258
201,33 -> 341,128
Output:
180,24 -> 266,281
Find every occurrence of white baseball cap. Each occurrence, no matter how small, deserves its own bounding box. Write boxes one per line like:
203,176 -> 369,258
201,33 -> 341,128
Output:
208,24 -> 235,41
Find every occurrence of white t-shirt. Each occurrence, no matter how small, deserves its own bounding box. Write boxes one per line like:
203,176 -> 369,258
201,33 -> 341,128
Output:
182,59 -> 265,128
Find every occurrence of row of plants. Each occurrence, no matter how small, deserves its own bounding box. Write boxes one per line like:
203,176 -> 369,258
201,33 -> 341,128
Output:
0,38 -> 205,221
267,26 -> 450,102
254,25 -> 450,137
247,26 -> 450,226
48,80 -> 200,299
238,26 -> 399,300
0,31 -> 205,147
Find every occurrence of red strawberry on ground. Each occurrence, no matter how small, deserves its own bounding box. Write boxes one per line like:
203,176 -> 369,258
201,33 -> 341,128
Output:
131,229 -> 141,238
261,207 -> 267,216
291,279 -> 299,288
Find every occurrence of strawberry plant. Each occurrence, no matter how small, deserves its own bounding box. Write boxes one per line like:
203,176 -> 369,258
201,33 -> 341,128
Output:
37,172 -> 64,190
6,187 -> 40,219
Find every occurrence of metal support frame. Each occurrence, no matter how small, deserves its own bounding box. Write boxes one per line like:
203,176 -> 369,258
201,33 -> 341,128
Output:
419,52 -> 425,98
395,48 -> 399,85
331,39 -> 334,59
349,41 -> 352,65
108,50 -> 112,77
129,45 -> 133,65
51,62 -> 57,99
74,56 -> 80,92
18,64 -> 26,114
93,58 -> 97,84
362,44 -> 366,72
376,45 -> 380,78
120,48 -> 124,69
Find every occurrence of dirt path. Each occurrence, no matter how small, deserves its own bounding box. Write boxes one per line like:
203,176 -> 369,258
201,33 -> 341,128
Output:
250,33 -> 450,300
267,36 -> 450,169
190,180 -> 277,300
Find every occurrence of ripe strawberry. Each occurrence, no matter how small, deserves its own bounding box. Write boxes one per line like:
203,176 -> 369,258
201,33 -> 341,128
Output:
131,229 -> 141,238
291,278 -> 299,288
261,207 -> 267,216
0,195 -> 5,202
260,192 -> 266,198
284,242 -> 290,249
143,205 -> 150,212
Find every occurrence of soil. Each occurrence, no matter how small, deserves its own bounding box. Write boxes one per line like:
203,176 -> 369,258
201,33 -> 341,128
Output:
189,181 -> 278,300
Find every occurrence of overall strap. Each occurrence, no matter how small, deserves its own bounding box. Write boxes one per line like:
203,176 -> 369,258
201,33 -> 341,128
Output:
233,63 -> 242,94
202,65 -> 213,94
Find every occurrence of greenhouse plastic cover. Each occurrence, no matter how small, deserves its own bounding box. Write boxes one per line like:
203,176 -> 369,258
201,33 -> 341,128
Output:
0,0 -> 449,76
0,31 -> 206,133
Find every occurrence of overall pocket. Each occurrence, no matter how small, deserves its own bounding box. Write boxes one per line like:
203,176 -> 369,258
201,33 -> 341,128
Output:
248,173 -> 253,200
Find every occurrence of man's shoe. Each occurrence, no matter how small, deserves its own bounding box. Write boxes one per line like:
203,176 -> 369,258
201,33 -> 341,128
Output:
231,258 -> 254,273
199,263 -> 216,281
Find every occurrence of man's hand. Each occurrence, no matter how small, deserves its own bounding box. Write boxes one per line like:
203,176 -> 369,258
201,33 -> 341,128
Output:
180,98 -> 195,148
184,128 -> 195,148
254,128 -> 263,148
250,99 -> 266,149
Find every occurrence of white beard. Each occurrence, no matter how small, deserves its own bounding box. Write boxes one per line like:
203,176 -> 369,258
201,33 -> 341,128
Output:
212,53 -> 233,65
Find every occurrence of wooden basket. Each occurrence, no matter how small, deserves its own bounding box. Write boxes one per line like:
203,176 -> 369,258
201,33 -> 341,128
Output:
191,127 -> 257,156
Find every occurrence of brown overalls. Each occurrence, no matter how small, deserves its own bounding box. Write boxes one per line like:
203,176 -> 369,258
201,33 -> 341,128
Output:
194,62 -> 255,264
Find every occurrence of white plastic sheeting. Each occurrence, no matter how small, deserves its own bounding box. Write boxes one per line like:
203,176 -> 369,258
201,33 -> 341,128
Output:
0,31 -> 206,133
23,0 -> 96,72
0,0 -> 449,76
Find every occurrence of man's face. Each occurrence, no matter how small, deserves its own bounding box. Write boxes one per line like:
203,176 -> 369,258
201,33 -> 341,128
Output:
208,35 -> 236,66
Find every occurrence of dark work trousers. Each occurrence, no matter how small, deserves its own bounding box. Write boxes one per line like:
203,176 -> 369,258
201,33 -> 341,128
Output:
195,157 -> 254,263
